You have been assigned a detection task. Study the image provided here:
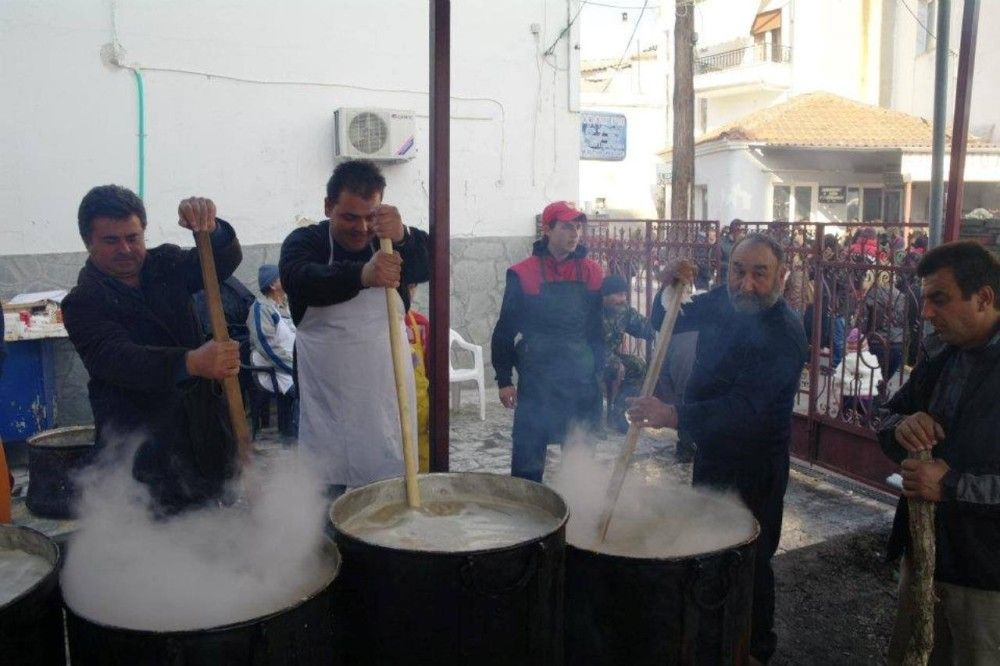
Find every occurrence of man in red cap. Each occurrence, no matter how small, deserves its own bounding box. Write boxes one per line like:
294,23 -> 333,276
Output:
491,201 -> 604,482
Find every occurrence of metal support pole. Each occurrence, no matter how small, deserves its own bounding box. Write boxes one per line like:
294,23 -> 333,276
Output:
428,0 -> 451,472
944,0 -> 980,243
928,0 -> 951,248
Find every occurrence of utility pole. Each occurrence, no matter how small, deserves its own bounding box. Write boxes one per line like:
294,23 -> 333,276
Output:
670,0 -> 694,220
944,0 -> 981,242
928,0 -> 951,247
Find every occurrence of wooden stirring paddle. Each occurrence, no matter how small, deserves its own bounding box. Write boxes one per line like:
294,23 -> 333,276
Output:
596,280 -> 689,543
380,238 -> 421,508
194,231 -> 252,467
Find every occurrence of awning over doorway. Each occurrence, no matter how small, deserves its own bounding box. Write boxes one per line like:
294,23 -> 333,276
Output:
751,9 -> 781,35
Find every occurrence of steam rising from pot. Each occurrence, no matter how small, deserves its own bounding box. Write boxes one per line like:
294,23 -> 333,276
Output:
61,439 -> 335,631
551,447 -> 756,557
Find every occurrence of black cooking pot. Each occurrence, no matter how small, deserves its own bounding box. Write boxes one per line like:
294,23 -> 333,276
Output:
0,524 -> 65,666
330,473 -> 568,666
64,539 -> 342,666
565,522 -> 759,665
27,425 -> 96,518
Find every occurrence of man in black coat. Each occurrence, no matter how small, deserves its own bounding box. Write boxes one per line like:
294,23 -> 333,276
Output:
63,185 -> 243,513
629,234 -> 808,664
879,241 -> 1000,664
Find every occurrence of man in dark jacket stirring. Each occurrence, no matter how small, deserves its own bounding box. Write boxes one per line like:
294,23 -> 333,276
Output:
280,160 -> 429,496
880,241 -> 1000,665
491,201 -> 604,482
62,185 -> 242,514
629,233 -> 808,664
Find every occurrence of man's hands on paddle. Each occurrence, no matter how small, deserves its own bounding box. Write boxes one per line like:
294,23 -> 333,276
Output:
901,458 -> 950,502
894,411 -> 949,501
626,396 -> 678,429
186,339 -> 240,380
894,411 -> 945,453
371,205 -> 405,243
660,259 -> 696,286
361,205 -> 406,289
362,251 -> 403,289
178,197 -> 218,233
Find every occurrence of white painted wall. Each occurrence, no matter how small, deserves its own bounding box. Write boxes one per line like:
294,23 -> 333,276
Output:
578,2 -> 667,217
0,0 -> 581,256
695,144 -> 770,222
902,152 -> 1000,182
704,90 -> 785,133
578,101 -> 666,217
788,0 -> 882,104
889,0 -> 1000,142
691,0 -> 883,135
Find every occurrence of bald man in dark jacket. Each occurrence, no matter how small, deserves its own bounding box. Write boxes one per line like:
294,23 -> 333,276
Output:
632,235 -> 808,663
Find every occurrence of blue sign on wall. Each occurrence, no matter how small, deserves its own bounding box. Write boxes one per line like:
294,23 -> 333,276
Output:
581,112 -> 627,161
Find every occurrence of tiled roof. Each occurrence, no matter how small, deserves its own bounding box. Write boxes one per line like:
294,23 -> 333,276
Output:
693,92 -> 989,149
581,45 -> 658,74
581,57 -> 623,74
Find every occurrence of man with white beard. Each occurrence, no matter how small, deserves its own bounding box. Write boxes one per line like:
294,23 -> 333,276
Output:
628,233 -> 808,665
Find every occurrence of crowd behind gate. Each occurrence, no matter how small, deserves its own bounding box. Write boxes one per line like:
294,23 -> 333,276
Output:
587,217 -> 933,432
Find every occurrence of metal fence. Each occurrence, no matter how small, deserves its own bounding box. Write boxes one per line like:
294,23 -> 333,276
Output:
586,219 -> 720,361
695,43 -> 792,75
586,218 -> 929,492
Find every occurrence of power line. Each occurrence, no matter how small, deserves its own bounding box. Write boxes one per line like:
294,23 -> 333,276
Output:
601,0 -> 651,92
544,1 -> 587,56
897,0 -> 959,56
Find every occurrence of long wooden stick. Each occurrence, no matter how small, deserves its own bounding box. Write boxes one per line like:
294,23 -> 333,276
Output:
194,231 -> 252,466
596,282 -> 688,542
380,238 -> 421,508
903,448 -> 936,666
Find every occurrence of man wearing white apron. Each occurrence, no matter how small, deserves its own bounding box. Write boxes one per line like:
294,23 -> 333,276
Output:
279,160 -> 430,496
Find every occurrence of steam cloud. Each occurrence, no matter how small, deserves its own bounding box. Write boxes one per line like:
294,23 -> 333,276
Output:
551,446 -> 756,558
61,438 -> 336,631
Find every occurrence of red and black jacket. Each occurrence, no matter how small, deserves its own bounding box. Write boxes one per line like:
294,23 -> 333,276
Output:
490,239 -> 603,388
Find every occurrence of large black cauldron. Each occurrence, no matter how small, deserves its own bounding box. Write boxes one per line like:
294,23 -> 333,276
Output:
331,473 -> 568,666
565,523 -> 759,665
27,425 -> 96,518
64,540 -> 341,666
0,524 -> 65,666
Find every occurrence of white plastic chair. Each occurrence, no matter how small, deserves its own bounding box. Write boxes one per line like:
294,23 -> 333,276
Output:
449,328 -> 486,421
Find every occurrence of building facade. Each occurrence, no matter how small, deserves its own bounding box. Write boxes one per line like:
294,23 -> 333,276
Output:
0,0 -> 584,426
664,0 -> 1000,226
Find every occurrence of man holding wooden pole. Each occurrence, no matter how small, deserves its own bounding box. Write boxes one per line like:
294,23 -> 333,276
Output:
627,233 -> 808,664
880,241 -> 1000,665
280,160 -> 429,499
63,185 -> 243,514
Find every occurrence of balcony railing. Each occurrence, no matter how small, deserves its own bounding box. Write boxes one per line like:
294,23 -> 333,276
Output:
695,43 -> 792,75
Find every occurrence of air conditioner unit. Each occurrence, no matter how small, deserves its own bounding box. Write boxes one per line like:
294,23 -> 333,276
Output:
334,108 -> 416,161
